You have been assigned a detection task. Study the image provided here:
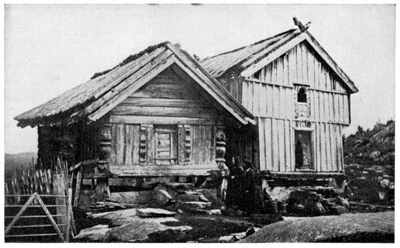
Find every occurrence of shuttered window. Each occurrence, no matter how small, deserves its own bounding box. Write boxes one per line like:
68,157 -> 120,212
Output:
154,125 -> 178,165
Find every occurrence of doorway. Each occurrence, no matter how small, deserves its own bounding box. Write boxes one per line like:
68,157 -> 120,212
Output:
295,130 -> 313,170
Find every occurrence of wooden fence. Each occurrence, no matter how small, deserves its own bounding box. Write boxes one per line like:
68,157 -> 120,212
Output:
4,159 -> 75,242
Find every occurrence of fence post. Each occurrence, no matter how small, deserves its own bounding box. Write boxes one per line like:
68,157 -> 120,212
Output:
66,188 -> 73,242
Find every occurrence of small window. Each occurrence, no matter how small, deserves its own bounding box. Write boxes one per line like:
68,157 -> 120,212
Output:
254,70 -> 261,79
154,125 -> 177,165
297,87 -> 307,103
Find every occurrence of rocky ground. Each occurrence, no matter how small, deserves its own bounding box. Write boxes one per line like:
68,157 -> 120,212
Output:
343,120 -> 394,206
73,207 -> 262,242
73,182 -> 281,242
241,211 -> 394,242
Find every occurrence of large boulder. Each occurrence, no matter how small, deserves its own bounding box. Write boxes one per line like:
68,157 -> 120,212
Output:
106,218 -> 192,242
74,224 -> 111,242
241,211 -> 394,242
136,208 -> 176,218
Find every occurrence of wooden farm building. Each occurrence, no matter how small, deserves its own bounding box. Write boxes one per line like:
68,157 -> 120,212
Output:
15,20 -> 358,201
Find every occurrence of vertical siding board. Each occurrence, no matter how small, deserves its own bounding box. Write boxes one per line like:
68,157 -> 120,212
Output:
339,126 -> 344,171
132,125 -> 140,164
265,118 -> 272,171
259,118 -> 266,171
327,124 -> 333,171
315,124 -> 319,171
261,85 -> 267,115
125,125 -> 134,165
284,53 -> 289,85
272,119 -> 279,171
296,45 -> 301,83
344,95 -> 349,124
192,125 -> 199,164
111,124 -> 117,165
279,120 -> 285,172
319,123 -> 324,171
116,124 -> 125,165
313,124 -> 318,171
333,125 -> 339,171
318,92 -> 323,122
291,48 -> 297,83
302,44 -> 308,83
290,122 -> 295,171
337,125 -> 342,172
284,120 -> 291,172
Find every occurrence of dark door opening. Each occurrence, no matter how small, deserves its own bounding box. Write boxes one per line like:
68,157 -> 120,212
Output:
295,130 -> 313,170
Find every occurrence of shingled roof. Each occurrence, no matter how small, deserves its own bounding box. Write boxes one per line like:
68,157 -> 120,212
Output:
201,28 -> 358,93
15,42 -> 254,127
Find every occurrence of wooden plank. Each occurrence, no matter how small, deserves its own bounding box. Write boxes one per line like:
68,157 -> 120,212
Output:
66,188 -> 72,242
110,164 -> 219,176
178,125 -> 185,164
116,124 -> 125,165
110,115 -> 216,125
110,124 -> 117,164
302,43 -> 308,84
272,119 -> 279,172
73,170 -> 82,207
35,194 -> 65,241
124,125 -> 134,164
265,118 -> 272,171
146,124 -> 154,165
279,120 -> 285,172
284,120 -> 291,172
111,105 -> 217,118
199,125 -> 206,163
258,118 -> 266,171
192,125 -> 199,164
312,124 -> 318,171
277,57 -> 283,84
122,97 -> 206,108
5,193 -> 37,234
315,124 -> 320,172
326,124 -> 332,171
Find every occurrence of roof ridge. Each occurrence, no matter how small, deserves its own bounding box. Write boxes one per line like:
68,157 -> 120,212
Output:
201,28 -> 297,62
90,41 -> 171,79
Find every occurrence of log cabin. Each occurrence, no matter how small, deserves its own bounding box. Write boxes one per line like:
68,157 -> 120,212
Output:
15,19 -> 358,202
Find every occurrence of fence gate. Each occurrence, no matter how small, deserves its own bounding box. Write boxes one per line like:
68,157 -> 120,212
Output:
5,190 -> 73,242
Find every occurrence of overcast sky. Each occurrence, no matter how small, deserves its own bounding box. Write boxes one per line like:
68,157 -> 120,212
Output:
5,4 -> 395,154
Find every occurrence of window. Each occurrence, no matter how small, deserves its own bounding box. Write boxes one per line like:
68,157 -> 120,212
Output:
295,130 -> 313,170
297,87 -> 307,103
154,125 -> 178,165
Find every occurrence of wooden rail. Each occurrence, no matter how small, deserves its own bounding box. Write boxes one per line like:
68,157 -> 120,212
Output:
4,190 -> 74,242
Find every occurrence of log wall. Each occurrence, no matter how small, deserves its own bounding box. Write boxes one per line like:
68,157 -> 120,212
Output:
105,66 -> 225,176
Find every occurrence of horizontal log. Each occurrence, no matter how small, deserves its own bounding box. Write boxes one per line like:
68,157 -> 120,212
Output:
121,97 -> 208,108
109,164 -> 219,177
110,105 -> 218,118
109,115 -> 220,125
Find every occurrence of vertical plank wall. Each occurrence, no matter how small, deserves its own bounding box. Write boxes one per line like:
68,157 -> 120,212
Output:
242,42 -> 349,173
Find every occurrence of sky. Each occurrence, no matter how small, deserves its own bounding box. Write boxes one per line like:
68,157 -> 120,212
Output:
4,4 -> 395,154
